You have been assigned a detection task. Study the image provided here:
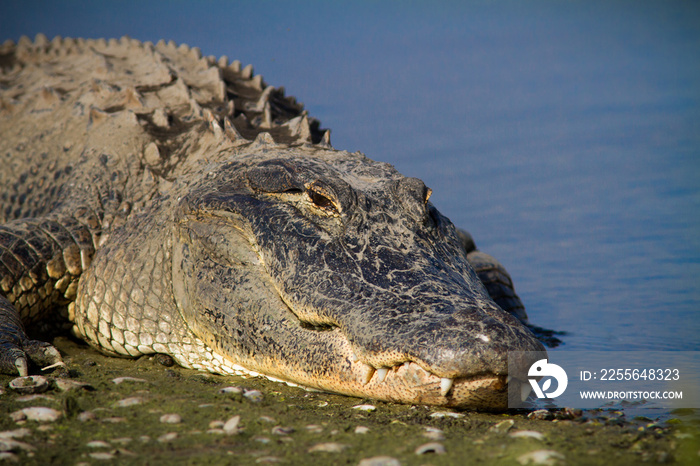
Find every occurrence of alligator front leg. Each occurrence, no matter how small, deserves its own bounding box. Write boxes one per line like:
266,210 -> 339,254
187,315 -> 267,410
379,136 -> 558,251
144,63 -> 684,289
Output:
0,215 -> 97,375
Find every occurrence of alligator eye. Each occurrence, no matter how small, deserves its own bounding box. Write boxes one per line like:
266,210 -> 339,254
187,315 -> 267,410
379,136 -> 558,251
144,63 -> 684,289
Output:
309,190 -> 333,209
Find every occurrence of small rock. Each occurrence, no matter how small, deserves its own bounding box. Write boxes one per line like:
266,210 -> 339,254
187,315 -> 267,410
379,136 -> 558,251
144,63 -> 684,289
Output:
112,377 -> 148,385
89,452 -> 115,460
54,378 -> 94,392
489,419 -> 515,434
10,407 -> 62,422
423,427 -> 444,441
528,410 -> 554,421
111,438 -> 132,445
306,424 -> 323,434
430,411 -> 464,419
317,401 -> 329,407
517,450 -> 566,465
157,432 -> 178,443
154,353 -> 175,367
254,436 -> 271,444
207,429 -> 225,435
218,386 -> 243,394
259,415 -> 276,423
243,389 -> 263,402
256,457 -> 282,464
358,456 -> 402,466
510,431 -> 545,440
8,376 -> 49,394
271,426 -> 294,435
86,440 -> 111,448
0,452 -> 19,462
223,415 -> 241,435
308,442 -> 349,453
114,397 -> 144,408
0,428 -> 31,440
209,420 -> 225,429
102,417 -> 127,423
77,411 -> 97,422
0,438 -> 35,453
352,404 -> 376,412
355,426 -> 370,434
160,414 -> 182,424
415,442 -> 446,455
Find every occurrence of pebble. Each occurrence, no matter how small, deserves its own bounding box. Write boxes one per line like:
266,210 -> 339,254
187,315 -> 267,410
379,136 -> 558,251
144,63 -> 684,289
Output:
77,411 -> 97,422
430,411 -> 464,419
271,426 -> 294,435
8,376 -> 49,394
423,427 -> 445,441
489,419 -> 515,434
209,420 -> 225,429
157,432 -> 178,443
528,410 -> 554,421
160,414 -> 182,424
243,389 -> 263,402
112,377 -> 148,384
358,456 -> 402,466
89,452 -> 116,460
355,426 -> 370,434
111,438 -> 132,445
306,424 -> 324,434
101,417 -> 127,423
54,378 -> 94,392
254,436 -> 271,444
114,397 -> 144,408
260,416 -> 277,423
510,430 -> 545,440
86,440 -> 111,448
256,457 -> 281,463
517,450 -> 566,465
218,386 -> 243,394
415,442 -> 446,455
308,442 -> 349,453
16,394 -> 54,402
353,404 -> 376,412
10,407 -> 62,422
223,415 -> 241,435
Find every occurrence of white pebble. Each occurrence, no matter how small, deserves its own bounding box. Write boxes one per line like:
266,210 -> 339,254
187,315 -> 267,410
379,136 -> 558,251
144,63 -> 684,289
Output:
157,432 -> 178,443
429,411 -> 463,419
489,419 -> 515,434
510,430 -> 545,440
223,415 -> 241,435
218,386 -> 242,394
415,442 -> 446,455
308,442 -> 349,453
160,414 -> 182,424
358,457 -> 401,466
243,389 -> 263,402
517,450 -> 566,465
112,377 -> 148,384
10,407 -> 62,422
114,397 -> 144,408
355,426 -> 370,434
86,440 -> 111,448
352,404 -> 376,412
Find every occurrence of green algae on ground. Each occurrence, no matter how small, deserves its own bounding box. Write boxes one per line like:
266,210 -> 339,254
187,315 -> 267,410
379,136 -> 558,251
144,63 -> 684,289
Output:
1,337 -> 697,465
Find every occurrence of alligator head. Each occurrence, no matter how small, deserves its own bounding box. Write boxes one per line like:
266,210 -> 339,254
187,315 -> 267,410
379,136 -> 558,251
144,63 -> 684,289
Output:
171,147 -> 545,409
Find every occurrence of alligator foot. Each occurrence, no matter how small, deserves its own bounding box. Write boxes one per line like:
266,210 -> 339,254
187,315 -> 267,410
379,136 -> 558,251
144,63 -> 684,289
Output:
0,296 -> 67,377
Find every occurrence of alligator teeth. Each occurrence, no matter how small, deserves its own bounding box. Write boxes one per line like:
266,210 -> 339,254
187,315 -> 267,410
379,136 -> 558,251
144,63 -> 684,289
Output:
440,378 -> 454,397
362,364 -> 376,385
521,382 -> 533,402
349,352 -> 359,363
376,368 -> 389,383
506,375 -> 512,385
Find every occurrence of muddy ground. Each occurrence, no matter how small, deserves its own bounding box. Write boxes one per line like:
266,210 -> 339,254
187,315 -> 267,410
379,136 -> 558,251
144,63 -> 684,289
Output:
1,337 -> 698,465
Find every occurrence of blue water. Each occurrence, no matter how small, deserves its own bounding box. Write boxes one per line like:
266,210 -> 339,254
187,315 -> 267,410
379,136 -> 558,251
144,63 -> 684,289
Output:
3,1 -> 699,353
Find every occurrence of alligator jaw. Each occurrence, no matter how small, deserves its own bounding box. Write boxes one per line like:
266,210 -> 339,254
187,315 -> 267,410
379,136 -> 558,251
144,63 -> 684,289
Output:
201,326 -> 510,409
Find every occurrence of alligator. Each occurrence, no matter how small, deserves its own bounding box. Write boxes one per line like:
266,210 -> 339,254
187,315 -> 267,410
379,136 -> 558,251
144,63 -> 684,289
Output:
0,35 -> 546,409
